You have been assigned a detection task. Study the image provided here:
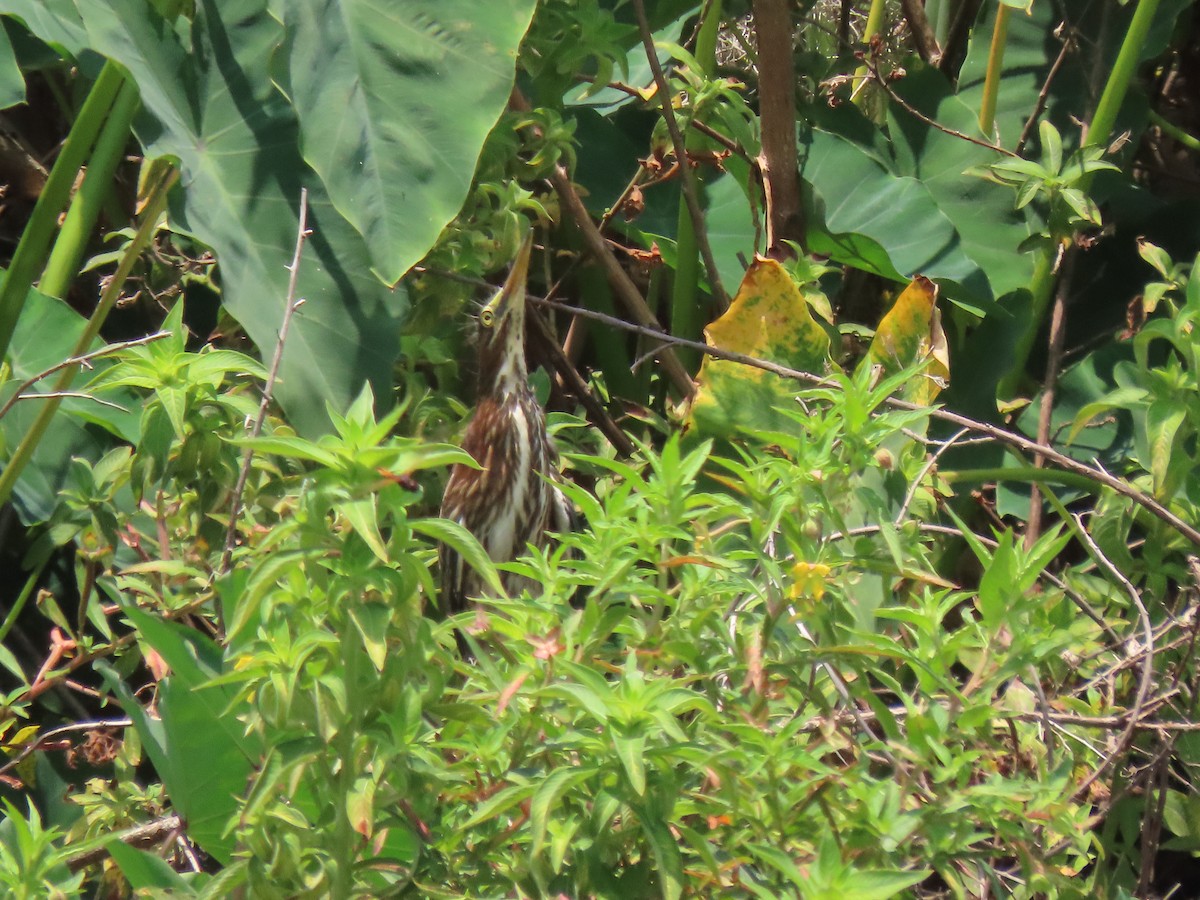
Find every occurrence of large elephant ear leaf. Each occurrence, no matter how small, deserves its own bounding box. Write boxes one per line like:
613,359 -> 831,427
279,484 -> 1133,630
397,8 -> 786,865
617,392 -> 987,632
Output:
687,257 -> 835,439
279,0 -> 539,286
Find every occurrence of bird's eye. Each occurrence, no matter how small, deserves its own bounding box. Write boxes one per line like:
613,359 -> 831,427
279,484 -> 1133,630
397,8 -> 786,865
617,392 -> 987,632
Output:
480,308 -> 495,328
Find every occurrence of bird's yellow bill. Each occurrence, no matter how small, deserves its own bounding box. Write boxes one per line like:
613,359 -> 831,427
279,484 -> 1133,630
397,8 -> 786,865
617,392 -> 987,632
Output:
483,234 -> 533,319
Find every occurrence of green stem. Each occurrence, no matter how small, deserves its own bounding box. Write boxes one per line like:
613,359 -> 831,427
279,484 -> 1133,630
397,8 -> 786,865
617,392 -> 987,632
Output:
928,0 -> 951,46
852,0 -> 889,105
942,466 -> 1099,492
1148,108 -> 1200,152
330,628 -> 364,899
862,0 -> 887,49
39,80 -> 142,299
0,62 -> 126,361
668,0 -> 722,374
997,245 -> 1055,400
0,167 -> 179,509
0,558 -> 48,648
978,4 -> 1011,137
1088,0 -> 1162,147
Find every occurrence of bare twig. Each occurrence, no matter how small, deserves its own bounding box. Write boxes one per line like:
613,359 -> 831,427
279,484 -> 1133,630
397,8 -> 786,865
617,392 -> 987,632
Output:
865,52 -> 1020,158
510,88 -> 694,398
527,306 -> 636,457
1026,246 -> 1075,548
218,188 -> 311,576
546,163 -> 696,398
534,293 -> 1200,546
895,427 -> 970,525
0,718 -> 132,777
420,265 -> 1200,546
632,0 -> 731,308
938,0 -> 982,77
1138,744 -> 1173,895
67,815 -> 183,871
1072,513 -> 1157,800
0,331 -> 169,420
11,392 -> 128,412
1015,27 -> 1074,155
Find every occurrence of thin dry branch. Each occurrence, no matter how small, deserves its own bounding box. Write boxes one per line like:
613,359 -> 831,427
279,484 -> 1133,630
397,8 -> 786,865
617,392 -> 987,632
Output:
67,815 -> 184,872
1015,26 -> 1074,155
1027,246 -> 1076,548
865,52 -> 1019,158
526,305 -> 636,457
218,187 -> 311,575
0,331 -> 170,420
509,89 -> 695,398
546,162 -> 696,398
632,0 -> 731,308
1072,513 -> 1157,800
0,718 -> 132,778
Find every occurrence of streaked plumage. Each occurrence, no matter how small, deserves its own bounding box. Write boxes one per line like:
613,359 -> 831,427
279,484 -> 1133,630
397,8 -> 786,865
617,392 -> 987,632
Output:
439,235 -> 574,613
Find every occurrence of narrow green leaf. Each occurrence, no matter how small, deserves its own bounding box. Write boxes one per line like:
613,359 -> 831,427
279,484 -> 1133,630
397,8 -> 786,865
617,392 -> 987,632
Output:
1039,119 -> 1063,173
1145,396 -> 1187,494
634,805 -> 684,900
612,728 -> 646,796
337,497 -> 388,561
107,841 -> 196,892
0,21 -> 26,108
410,517 -> 503,595
529,766 -> 596,859
348,602 -> 391,671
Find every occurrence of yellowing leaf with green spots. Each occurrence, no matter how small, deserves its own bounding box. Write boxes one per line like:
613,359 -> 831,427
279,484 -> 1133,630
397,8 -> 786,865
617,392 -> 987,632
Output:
863,275 -> 949,405
688,257 -> 834,438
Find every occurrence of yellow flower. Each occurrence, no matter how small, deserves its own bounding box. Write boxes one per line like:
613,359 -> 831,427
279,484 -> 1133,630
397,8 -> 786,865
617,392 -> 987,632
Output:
789,561 -> 831,601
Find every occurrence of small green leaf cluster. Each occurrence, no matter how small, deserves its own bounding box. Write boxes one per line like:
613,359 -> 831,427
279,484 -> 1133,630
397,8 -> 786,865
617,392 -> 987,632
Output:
1069,247 -> 1200,584
978,121 -> 1119,244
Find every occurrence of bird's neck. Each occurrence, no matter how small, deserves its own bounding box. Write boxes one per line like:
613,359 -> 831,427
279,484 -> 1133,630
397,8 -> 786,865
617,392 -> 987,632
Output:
496,349 -> 527,397
480,343 -> 528,401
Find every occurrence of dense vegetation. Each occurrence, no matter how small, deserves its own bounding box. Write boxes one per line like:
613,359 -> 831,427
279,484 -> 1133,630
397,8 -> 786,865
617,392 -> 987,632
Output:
0,0 -> 1199,896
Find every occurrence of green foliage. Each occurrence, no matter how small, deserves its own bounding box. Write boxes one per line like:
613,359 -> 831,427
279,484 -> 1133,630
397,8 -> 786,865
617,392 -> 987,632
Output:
0,800 -> 83,898
2,0 -> 1200,895
1071,248 -> 1200,504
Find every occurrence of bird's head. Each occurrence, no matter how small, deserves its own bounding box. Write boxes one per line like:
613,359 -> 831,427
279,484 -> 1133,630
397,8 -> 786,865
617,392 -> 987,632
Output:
476,234 -> 533,397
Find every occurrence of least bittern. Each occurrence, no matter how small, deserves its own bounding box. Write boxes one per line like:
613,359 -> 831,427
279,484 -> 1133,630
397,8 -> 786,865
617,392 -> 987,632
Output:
439,235 -> 574,612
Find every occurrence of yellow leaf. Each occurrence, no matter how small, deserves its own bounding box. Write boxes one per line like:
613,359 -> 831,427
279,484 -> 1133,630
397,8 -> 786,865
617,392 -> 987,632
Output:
688,257 -> 834,437
863,275 -> 949,405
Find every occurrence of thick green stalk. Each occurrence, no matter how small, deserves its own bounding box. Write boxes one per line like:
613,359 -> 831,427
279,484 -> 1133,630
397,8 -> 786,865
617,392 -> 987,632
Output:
941,466 -> 1099,492
978,4 -> 1011,137
852,0 -> 889,105
669,0 -> 722,373
1148,109 -> 1200,152
0,167 -> 179,509
997,247 -> 1055,400
39,80 -> 142,299
671,211 -> 702,373
330,624 -> 364,899
0,62 -> 126,361
928,0 -> 951,46
1088,0 -> 1162,147
0,558 -> 47,647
